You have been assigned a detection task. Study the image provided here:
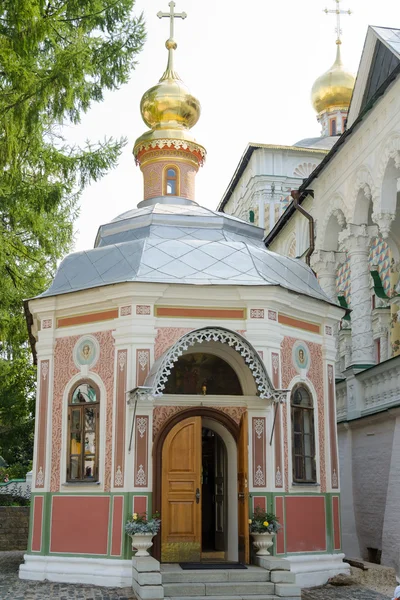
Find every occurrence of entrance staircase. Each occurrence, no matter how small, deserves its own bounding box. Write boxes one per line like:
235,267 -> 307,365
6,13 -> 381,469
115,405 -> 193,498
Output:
132,556 -> 301,600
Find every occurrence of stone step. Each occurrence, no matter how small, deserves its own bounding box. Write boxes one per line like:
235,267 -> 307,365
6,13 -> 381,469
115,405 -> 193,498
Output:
163,581 -> 275,597
161,567 -> 270,584
164,596 -> 280,600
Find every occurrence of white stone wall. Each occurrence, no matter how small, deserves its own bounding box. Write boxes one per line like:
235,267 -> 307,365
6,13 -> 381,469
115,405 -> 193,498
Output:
351,416 -> 395,560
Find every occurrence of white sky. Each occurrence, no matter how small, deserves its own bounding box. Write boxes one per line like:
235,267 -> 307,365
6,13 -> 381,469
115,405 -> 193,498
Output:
68,0 -> 400,252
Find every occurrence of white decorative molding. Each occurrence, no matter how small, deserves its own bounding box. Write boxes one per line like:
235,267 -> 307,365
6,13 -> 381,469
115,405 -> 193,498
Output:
372,212 -> 396,239
254,419 -> 264,439
254,465 -> 265,486
293,162 -> 318,178
114,466 -> 123,487
134,138 -> 206,160
118,351 -> 127,372
275,467 -> 282,488
150,327 -> 286,402
135,464 -> 146,486
137,417 -> 147,438
36,467 -> 44,487
137,351 -> 149,372
41,362 -> 49,381
332,469 -> 338,488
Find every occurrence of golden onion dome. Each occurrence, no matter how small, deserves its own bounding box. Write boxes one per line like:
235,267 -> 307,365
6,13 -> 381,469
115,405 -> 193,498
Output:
137,39 -> 200,139
311,43 -> 355,114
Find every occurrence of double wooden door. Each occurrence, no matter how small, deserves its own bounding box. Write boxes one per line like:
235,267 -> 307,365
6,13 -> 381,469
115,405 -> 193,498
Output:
161,414 -> 249,563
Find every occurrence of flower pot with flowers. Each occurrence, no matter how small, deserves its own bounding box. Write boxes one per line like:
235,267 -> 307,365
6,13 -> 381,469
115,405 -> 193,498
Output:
125,511 -> 161,556
249,507 -> 281,556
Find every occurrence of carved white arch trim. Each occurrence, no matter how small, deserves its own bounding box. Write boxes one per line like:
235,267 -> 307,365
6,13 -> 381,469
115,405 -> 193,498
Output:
147,327 -> 285,402
317,194 -> 348,251
375,134 -> 400,189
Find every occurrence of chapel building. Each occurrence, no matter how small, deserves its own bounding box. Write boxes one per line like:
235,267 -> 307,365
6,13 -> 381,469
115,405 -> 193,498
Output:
21,6 -> 346,591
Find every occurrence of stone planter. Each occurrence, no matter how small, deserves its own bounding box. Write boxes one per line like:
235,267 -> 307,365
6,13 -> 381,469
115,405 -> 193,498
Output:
129,532 -> 155,556
251,532 -> 275,556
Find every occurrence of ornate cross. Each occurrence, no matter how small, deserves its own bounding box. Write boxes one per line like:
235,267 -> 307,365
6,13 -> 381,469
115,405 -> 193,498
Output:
324,0 -> 352,44
157,1 -> 187,41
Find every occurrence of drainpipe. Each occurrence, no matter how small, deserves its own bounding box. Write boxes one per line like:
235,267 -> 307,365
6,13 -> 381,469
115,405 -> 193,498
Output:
291,189 -> 315,266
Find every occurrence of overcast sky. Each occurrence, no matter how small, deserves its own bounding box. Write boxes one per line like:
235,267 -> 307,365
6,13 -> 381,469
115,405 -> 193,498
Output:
67,0 -> 400,252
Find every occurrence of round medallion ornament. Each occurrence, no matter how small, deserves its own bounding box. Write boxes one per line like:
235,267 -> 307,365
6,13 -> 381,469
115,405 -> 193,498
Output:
292,341 -> 310,373
73,335 -> 100,369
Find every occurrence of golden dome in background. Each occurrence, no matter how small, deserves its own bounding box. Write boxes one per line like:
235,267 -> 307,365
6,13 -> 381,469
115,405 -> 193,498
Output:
311,43 -> 355,114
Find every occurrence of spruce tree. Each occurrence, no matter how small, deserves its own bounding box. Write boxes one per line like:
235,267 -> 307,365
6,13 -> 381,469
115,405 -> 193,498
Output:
0,0 -> 145,467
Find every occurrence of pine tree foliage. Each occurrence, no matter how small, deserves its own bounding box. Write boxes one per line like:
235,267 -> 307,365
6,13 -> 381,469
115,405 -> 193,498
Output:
0,0 -> 145,465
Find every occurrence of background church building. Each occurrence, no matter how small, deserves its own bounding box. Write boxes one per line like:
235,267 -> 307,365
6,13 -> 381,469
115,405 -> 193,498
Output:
220,15 -> 400,581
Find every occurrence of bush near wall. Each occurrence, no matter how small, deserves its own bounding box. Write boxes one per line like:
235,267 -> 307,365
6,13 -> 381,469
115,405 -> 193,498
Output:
0,506 -> 29,551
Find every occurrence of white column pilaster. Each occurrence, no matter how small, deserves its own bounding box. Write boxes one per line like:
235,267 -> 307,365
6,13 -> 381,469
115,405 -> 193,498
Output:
339,224 -> 377,367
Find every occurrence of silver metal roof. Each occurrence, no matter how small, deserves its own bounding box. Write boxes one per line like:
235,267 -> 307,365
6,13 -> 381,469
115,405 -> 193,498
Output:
372,26 -> 400,59
39,198 -> 331,304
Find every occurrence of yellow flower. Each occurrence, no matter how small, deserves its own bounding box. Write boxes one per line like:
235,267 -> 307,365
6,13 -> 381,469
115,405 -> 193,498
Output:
263,521 -> 269,527
248,519 -> 252,524
133,513 -> 138,521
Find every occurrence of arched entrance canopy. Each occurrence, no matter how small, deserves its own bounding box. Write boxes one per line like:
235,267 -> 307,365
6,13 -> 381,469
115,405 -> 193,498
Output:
138,327 -> 287,403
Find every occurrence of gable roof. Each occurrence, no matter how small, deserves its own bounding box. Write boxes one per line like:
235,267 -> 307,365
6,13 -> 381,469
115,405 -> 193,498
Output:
347,26 -> 400,127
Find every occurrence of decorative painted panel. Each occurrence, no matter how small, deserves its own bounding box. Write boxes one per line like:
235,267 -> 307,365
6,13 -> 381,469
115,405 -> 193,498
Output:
136,349 -> 150,387
252,417 -> 266,487
31,496 -> 44,552
134,416 -> 149,488
268,310 -> 277,321
114,350 -> 127,488
50,496 -> 110,554
275,496 -> 285,554
271,353 -> 283,489
250,309 -> 264,319
111,495 -> 124,556
36,360 -> 49,488
253,496 -> 266,512
332,495 -> 341,550
136,305 -> 151,316
285,496 -> 326,552
328,364 -> 339,489
120,305 -> 132,317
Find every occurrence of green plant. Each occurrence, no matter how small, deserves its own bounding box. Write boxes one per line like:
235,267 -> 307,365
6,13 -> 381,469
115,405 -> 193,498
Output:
249,506 -> 281,534
125,512 -> 161,535
0,482 -> 31,506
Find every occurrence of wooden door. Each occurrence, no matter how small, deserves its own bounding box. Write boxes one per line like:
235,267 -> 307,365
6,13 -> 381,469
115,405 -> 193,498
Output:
238,412 -> 249,564
214,434 -> 226,551
161,416 -> 202,562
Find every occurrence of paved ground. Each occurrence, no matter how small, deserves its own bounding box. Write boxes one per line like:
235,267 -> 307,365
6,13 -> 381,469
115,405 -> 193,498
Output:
0,552 -> 392,600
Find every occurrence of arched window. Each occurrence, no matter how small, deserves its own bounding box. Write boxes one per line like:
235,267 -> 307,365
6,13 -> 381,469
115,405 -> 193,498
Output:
249,210 -> 255,223
291,385 -> 316,483
67,381 -> 100,482
330,118 -> 337,136
165,167 -> 179,196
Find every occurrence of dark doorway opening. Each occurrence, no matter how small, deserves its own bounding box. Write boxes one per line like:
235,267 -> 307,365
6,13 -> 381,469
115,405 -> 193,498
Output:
201,427 -> 226,557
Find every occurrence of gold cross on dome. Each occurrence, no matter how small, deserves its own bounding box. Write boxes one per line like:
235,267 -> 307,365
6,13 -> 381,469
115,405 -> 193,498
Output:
324,0 -> 352,44
157,1 -> 187,41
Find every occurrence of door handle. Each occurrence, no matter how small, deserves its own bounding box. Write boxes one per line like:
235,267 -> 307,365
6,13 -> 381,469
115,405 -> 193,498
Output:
195,488 -> 201,504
